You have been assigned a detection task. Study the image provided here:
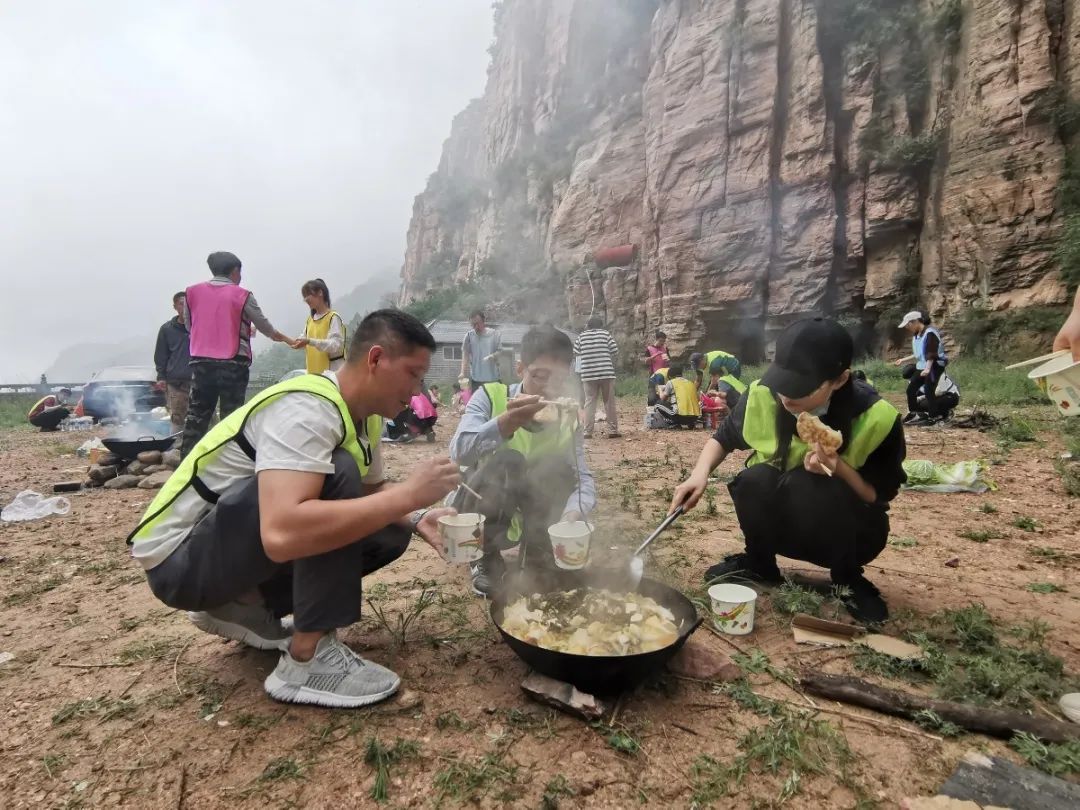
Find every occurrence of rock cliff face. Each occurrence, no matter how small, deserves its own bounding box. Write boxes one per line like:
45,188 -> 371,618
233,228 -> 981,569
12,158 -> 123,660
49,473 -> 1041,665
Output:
401,0 -> 1078,358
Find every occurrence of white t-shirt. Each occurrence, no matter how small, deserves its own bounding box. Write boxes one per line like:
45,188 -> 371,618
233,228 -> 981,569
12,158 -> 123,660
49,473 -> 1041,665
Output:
132,372 -> 383,569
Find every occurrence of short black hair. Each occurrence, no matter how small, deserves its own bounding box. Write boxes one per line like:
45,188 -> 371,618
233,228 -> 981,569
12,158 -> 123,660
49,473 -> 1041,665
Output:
348,308 -> 435,359
586,315 -> 604,330
655,330 -> 666,341
207,251 -> 242,277
59,387 -> 72,395
520,326 -> 573,366
173,291 -> 186,304
668,361 -> 684,378
469,309 -> 486,321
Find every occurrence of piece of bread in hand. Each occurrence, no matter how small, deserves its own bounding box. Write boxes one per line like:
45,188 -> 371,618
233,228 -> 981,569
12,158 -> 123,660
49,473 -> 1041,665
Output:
796,411 -> 842,451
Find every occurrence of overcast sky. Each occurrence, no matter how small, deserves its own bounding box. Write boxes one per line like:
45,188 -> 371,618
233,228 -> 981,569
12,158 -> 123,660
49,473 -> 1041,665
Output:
0,1 -> 493,380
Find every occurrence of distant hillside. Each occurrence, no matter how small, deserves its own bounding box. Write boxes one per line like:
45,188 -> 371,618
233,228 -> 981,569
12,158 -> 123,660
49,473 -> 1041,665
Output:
43,336 -> 156,383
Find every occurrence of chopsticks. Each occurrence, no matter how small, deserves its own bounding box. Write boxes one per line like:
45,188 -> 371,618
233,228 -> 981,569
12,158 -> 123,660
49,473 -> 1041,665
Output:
459,481 -> 484,501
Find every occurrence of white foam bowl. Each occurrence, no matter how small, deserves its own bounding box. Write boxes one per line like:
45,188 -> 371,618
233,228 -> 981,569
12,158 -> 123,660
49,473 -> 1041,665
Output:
1028,353 -> 1080,416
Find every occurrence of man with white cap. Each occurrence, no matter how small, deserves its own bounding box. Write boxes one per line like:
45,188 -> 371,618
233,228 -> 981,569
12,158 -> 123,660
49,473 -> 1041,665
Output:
894,310 -> 948,425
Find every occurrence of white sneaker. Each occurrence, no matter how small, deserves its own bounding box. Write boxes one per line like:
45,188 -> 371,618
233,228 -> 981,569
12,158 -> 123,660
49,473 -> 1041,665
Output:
264,632 -> 400,708
188,601 -> 291,651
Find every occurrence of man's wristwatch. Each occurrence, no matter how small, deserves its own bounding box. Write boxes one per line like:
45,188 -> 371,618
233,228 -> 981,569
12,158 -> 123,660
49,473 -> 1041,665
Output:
409,508 -> 431,531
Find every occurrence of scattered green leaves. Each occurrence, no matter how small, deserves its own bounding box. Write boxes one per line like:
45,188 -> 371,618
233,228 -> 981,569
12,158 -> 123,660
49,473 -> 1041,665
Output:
1012,516 -> 1038,532
1010,733 -> 1080,777
1026,582 -> 1066,594
365,737 -> 420,803
912,709 -> 963,737
957,528 -> 1003,543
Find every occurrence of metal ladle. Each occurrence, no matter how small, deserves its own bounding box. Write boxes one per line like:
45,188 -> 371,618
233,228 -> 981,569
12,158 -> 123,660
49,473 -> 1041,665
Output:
627,505 -> 684,589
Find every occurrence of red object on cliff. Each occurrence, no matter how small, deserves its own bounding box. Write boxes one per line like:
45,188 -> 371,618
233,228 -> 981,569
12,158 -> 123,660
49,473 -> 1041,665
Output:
592,244 -> 639,268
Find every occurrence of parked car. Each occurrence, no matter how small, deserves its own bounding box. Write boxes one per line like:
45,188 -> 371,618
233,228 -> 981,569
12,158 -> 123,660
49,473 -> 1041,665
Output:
81,365 -> 165,420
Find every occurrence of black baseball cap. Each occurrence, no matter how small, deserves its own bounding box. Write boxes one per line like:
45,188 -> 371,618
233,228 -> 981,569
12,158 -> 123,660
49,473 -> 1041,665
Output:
761,318 -> 853,398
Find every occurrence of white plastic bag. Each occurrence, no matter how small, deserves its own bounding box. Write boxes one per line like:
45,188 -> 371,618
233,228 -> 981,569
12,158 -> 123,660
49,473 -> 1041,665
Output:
76,437 -> 107,458
1,490 -> 72,522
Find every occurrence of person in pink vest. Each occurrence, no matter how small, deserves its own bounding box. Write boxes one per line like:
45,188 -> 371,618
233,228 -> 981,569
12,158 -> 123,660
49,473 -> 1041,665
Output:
181,251 -> 295,456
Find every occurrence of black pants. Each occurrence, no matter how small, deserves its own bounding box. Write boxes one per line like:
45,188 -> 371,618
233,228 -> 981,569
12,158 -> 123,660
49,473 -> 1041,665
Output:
728,464 -> 889,582
655,404 -> 699,428
30,407 -> 69,431
181,362 -> 250,456
469,378 -> 497,393
906,364 -> 941,416
451,449 -> 576,567
146,448 -> 410,632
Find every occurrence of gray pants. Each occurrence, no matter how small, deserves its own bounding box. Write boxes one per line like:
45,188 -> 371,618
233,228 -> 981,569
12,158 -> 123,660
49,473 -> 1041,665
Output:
146,449 -> 410,633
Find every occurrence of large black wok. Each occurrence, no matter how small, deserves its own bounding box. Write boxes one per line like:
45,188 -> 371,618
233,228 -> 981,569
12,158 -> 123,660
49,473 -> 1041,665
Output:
490,567 -> 702,695
102,433 -> 180,461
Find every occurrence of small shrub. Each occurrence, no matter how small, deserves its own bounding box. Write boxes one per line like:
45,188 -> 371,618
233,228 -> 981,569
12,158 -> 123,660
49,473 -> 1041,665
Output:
1010,733 -> 1080,776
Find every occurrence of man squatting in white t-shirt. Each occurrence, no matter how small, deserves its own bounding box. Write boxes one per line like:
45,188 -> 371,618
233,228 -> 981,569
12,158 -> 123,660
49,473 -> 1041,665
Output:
128,310 -> 461,708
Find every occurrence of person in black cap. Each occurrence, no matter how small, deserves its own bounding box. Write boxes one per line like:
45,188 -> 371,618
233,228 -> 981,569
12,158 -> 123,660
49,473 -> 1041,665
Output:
669,318 -> 907,623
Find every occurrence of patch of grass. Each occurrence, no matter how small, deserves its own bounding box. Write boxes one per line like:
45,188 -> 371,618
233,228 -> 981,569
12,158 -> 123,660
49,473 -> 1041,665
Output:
435,710 -> 470,731
1055,459 -> 1080,497
733,649 -> 796,688
52,696 -> 137,726
258,756 -> 304,783
996,416 -> 1037,446
717,679 -> 785,718
0,393 -> 39,430
957,528 -> 1003,543
1026,582 -> 1066,594
1008,618 -> 1052,645
365,737 -> 420,803
540,775 -> 575,810
117,637 -> 182,663
602,726 -> 641,756
365,585 -> 439,647
4,574 -> 63,606
42,753 -> 66,778
912,709 -> 963,737
233,712 -> 278,732
1029,546 -> 1079,564
434,750 -> 520,803
772,582 -> 825,617
1012,516 -> 1038,532
888,536 -> 918,549
691,711 -> 855,805
1010,733 -> 1080,777
704,485 -> 717,516
979,502 -> 997,514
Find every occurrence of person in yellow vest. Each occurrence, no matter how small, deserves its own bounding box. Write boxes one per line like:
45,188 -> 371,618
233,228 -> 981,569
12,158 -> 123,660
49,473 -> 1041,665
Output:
655,361 -> 702,428
647,366 -> 669,406
128,310 -> 462,708
292,279 -> 346,373
671,319 -> 906,623
27,388 -> 72,431
690,349 -> 742,390
449,326 -> 596,596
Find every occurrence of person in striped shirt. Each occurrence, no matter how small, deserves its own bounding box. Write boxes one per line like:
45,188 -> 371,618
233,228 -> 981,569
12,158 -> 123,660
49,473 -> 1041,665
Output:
574,316 -> 621,439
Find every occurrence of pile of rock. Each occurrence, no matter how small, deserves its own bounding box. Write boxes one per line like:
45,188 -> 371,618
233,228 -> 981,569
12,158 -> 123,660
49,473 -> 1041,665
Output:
85,449 -> 181,491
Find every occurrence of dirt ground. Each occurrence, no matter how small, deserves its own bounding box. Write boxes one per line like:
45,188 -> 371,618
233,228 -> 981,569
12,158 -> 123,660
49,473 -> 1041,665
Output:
0,396 -> 1077,809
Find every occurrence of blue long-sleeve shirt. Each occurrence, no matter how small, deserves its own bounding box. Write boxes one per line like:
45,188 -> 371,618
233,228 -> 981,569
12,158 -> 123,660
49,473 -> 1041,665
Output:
449,382 -> 596,517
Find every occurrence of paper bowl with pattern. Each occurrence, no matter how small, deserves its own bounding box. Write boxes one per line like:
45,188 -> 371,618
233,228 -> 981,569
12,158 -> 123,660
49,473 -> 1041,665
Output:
707,583 -> 758,635
438,513 -> 485,564
1028,353 -> 1080,416
548,521 -> 592,570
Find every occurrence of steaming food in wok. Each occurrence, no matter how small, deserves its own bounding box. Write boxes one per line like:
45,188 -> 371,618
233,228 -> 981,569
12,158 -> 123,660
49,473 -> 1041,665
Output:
501,588 -> 679,656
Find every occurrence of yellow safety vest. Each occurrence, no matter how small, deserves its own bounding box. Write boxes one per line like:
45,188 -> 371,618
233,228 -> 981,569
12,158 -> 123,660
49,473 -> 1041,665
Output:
715,374 -> 747,394
669,377 -> 702,417
653,367 -> 669,382
27,396 -> 57,418
128,373 -> 380,545
304,310 -> 346,374
741,381 -> 897,471
482,383 -> 577,543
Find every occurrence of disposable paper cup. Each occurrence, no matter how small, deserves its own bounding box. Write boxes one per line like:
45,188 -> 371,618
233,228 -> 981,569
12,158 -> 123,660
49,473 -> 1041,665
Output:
708,583 -> 758,635
548,521 -> 592,570
1029,354 -> 1080,416
438,513 -> 485,564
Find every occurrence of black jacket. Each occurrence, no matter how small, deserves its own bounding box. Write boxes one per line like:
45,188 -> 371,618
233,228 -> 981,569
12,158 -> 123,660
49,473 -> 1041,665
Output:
154,317 -> 192,383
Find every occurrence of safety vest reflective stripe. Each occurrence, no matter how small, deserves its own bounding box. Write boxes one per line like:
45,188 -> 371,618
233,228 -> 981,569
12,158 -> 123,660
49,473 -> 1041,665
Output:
128,374 -> 380,545
717,374 -> 747,394
741,381 -> 897,471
